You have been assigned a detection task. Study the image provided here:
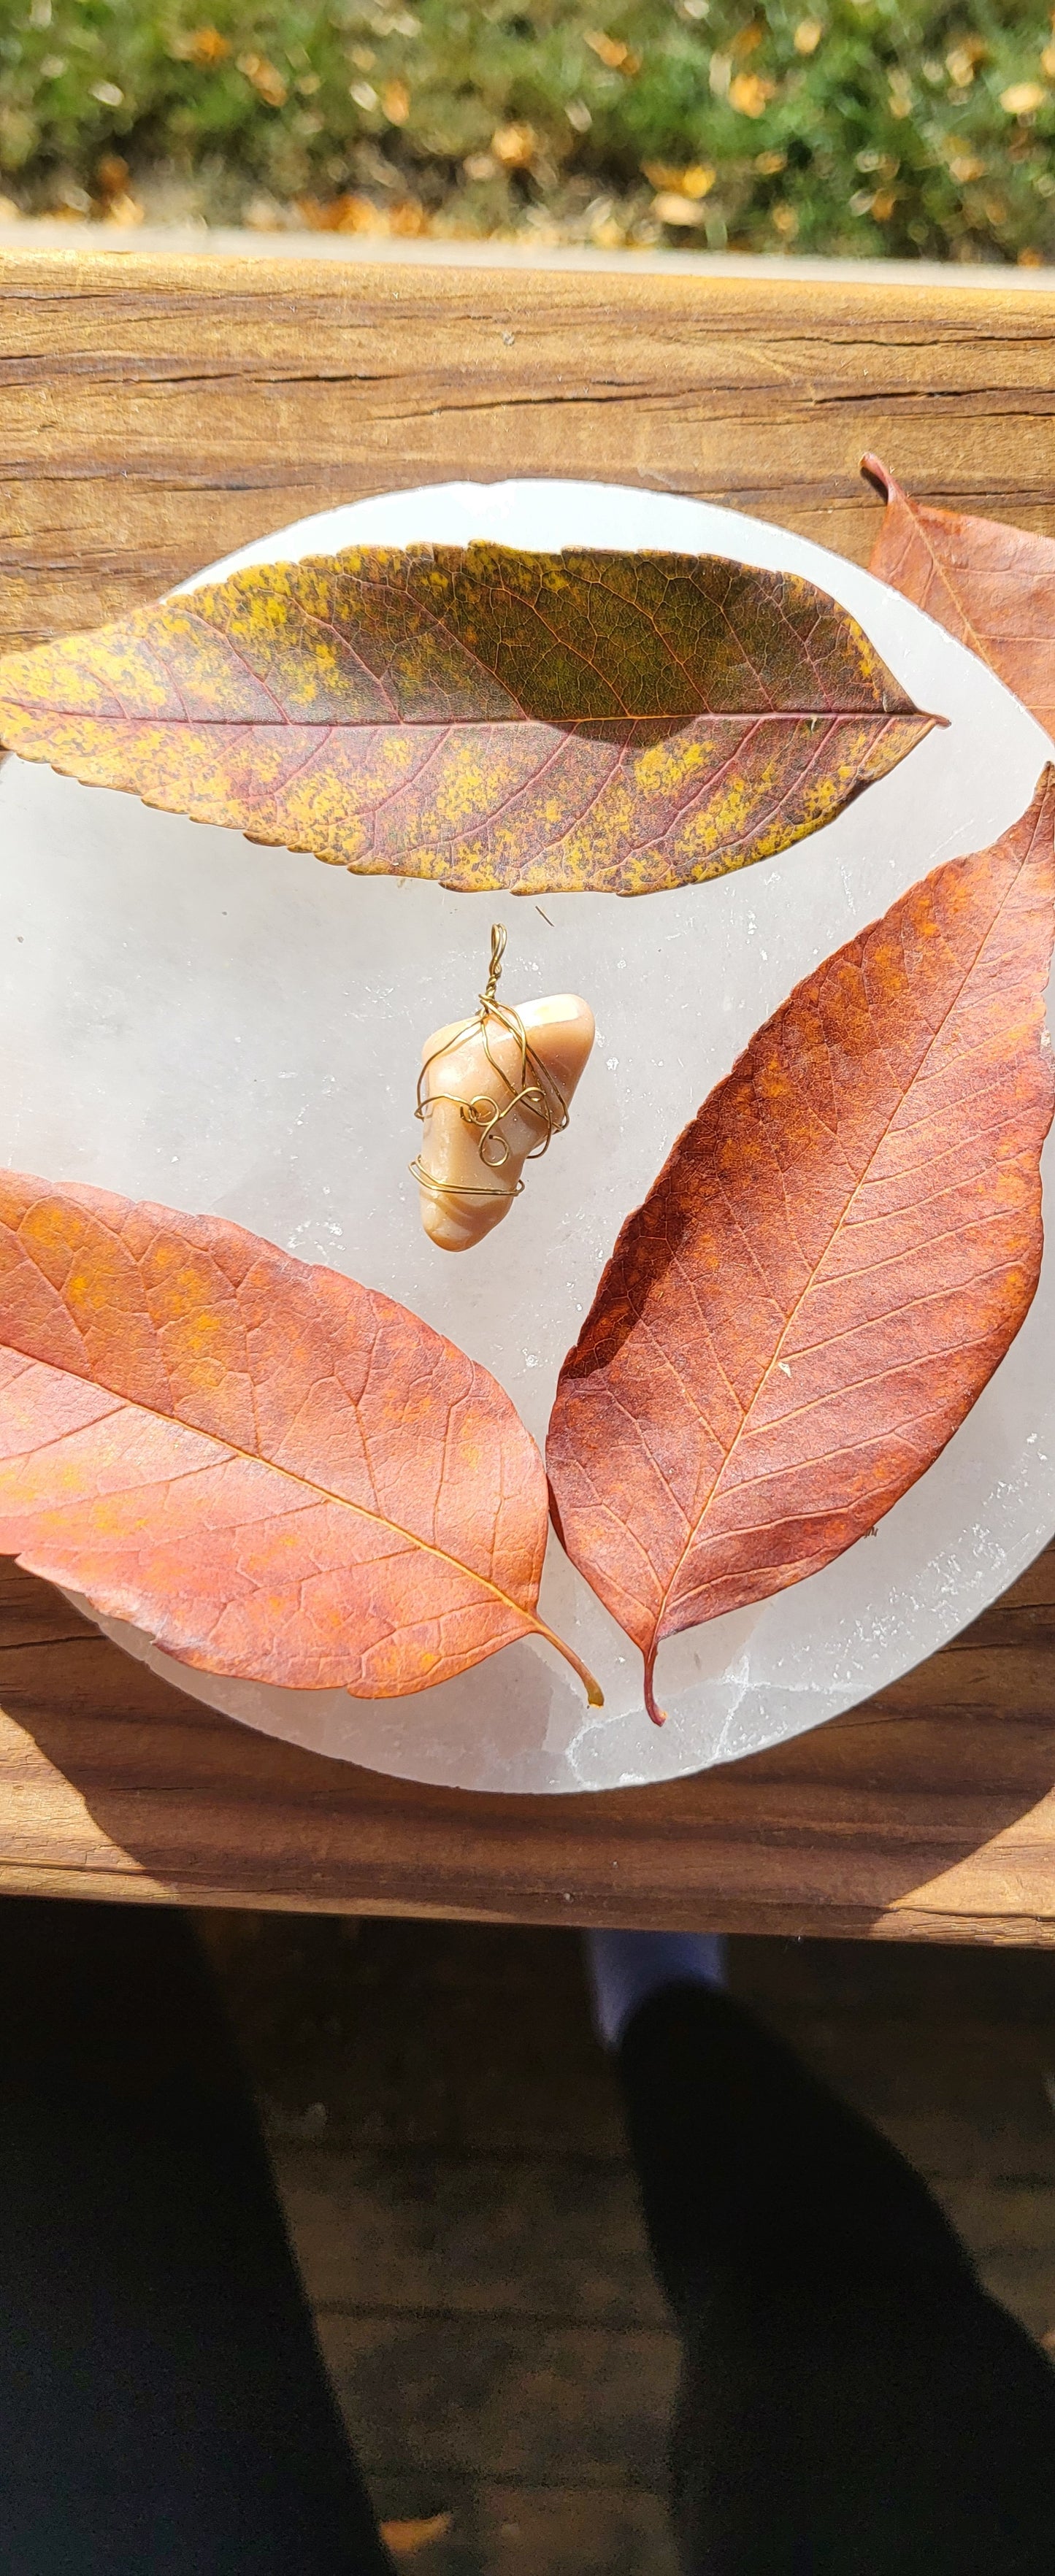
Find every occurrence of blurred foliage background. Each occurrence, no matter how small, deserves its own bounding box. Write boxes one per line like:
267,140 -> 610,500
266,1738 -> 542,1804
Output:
1,0 -> 1054,261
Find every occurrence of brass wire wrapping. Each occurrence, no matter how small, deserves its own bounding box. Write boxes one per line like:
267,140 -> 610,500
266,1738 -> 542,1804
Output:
411,925 -> 572,1207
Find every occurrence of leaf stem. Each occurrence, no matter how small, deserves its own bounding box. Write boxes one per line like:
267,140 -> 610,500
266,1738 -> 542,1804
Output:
533,1616 -> 604,1708
644,1651 -> 667,1727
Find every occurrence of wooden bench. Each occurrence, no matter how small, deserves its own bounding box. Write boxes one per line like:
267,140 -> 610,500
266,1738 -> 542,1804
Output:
3,246 -> 1055,1940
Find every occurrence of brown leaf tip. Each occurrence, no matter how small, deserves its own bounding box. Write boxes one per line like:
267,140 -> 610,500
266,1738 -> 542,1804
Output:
860,453 -> 896,502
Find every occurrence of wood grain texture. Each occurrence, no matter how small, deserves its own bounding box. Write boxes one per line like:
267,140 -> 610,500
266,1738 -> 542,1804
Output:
4,250 -> 1055,653
3,1549 -> 1055,1940
4,247 -> 1055,1935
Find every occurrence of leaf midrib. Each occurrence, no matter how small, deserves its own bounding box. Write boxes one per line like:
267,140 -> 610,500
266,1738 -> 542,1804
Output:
9,706 -> 919,729
5,1334 -> 541,1637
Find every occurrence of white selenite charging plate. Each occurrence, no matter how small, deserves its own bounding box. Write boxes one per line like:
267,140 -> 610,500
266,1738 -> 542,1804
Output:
1,479 -> 1053,1794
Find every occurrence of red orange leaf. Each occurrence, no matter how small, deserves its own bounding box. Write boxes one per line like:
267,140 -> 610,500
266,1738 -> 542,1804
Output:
548,772 -> 1055,1722
0,1173 -> 600,1705
0,542 -> 934,896
864,454 -> 1055,743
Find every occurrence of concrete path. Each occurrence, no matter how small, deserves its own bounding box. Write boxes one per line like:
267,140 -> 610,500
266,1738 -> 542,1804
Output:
2,217 -> 1054,286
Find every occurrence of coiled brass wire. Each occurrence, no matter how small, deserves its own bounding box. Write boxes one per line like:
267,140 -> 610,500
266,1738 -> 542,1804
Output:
411,924 -> 571,1207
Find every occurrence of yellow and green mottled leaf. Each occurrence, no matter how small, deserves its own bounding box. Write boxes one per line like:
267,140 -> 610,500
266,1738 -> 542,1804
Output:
0,543 -> 935,896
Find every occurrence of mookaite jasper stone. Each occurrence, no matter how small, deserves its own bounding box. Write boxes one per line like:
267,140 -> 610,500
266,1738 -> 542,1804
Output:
417,993 -> 595,1251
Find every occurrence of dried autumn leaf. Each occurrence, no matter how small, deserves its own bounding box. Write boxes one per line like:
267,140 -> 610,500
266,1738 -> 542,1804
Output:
0,544 -> 935,898
0,1173 -> 599,1705
548,772 -> 1055,1722
380,2516 -> 453,2558
864,453 -> 1055,744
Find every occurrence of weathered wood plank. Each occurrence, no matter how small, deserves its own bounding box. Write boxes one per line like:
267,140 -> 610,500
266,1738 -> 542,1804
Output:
2,1553 -> 1055,1935
274,2149 -> 666,2325
316,2314 -> 679,2487
4,248 -> 1055,1933
275,2142 -> 1055,2333
4,252 -> 1055,651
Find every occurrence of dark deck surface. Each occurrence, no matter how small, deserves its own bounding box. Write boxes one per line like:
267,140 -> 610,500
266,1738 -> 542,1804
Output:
201,1914 -> 1055,2576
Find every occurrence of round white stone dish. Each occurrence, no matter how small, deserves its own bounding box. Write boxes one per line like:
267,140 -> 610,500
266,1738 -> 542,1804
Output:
1,478 -> 1051,1792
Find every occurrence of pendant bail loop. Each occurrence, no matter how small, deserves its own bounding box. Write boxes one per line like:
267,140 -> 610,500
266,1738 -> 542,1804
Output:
482,922 -> 506,1008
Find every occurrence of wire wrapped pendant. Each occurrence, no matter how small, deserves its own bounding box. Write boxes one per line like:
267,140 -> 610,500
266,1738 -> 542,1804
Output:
412,926 -> 595,1252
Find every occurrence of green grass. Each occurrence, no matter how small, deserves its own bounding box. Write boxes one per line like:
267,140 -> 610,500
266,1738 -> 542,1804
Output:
1,0 -> 1054,262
